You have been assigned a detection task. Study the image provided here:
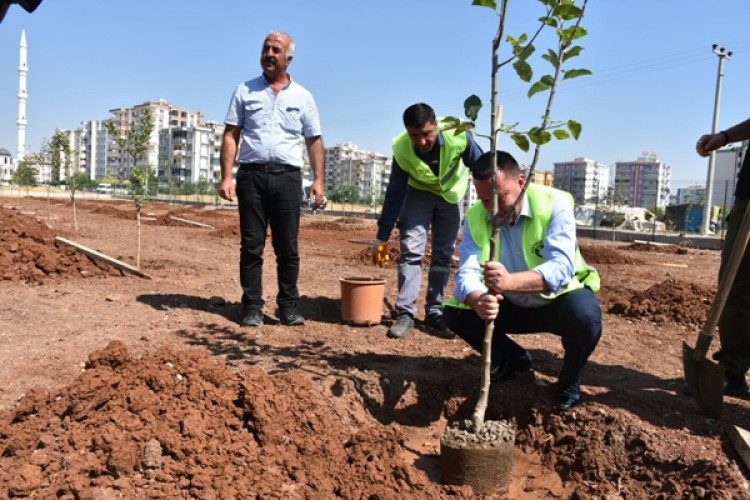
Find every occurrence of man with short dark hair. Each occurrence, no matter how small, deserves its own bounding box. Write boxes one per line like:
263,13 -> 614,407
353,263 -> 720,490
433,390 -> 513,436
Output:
443,150 -> 602,410
373,103 -> 483,339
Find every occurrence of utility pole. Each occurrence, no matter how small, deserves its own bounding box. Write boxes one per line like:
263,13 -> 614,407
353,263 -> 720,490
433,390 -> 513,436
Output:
702,44 -> 732,235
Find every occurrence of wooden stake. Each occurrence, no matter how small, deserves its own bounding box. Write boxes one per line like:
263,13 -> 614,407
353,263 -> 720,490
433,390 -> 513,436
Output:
55,237 -> 152,279
169,215 -> 214,229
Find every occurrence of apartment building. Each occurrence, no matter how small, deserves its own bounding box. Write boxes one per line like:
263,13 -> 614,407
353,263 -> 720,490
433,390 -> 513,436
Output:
158,121 -> 224,185
106,100 -> 206,180
324,143 -> 390,205
552,157 -> 610,205
614,151 -> 671,208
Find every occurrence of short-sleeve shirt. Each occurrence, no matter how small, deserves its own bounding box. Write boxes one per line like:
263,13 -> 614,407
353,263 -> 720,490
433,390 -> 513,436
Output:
224,75 -> 321,168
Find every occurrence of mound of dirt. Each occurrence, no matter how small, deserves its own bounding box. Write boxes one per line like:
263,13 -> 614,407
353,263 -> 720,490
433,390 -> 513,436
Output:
0,206 -> 123,284
580,243 -> 645,265
607,278 -> 715,326
0,341 -> 466,498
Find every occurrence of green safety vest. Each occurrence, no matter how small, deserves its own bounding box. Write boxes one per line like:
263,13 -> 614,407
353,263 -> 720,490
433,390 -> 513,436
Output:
392,123 -> 470,204
444,183 -> 600,309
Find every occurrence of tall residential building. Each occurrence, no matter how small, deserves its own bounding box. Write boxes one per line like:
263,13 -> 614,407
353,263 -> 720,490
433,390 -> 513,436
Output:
324,143 -> 390,204
552,157 -> 610,205
614,151 -> 671,208
107,100 -> 206,180
157,121 -> 224,185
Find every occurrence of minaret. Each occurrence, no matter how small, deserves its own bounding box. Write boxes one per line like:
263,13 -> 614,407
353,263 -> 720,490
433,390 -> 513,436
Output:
17,29 -> 28,161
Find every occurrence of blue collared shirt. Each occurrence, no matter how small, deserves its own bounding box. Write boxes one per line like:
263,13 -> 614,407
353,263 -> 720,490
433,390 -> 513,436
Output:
224,75 -> 322,168
453,189 -> 577,308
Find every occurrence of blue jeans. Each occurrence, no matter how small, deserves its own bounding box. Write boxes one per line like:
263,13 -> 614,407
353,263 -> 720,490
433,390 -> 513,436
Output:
235,165 -> 302,311
716,197 -> 750,376
396,186 -> 462,318
443,287 -> 602,387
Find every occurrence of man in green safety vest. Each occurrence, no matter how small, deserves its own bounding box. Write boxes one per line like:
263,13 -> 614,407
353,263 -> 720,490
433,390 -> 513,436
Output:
443,150 -> 602,410
372,103 -> 483,339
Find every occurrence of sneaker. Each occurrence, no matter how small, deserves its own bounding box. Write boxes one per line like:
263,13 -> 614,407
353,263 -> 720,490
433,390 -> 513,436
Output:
490,351 -> 533,382
388,314 -> 414,339
724,371 -> 749,396
279,306 -> 305,326
240,308 -> 263,327
554,383 -> 581,411
424,313 -> 449,333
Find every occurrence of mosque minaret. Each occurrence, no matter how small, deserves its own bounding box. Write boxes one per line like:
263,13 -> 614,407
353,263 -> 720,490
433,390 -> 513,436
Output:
17,29 -> 28,160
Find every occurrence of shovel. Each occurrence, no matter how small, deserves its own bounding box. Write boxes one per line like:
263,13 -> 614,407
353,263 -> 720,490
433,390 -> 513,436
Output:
683,202 -> 750,417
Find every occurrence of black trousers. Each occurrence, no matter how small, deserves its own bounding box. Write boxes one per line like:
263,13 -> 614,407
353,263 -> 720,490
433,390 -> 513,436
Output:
443,287 -> 602,387
236,164 -> 302,311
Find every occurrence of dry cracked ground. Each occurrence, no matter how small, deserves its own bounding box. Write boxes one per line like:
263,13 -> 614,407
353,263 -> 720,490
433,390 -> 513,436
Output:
0,194 -> 748,499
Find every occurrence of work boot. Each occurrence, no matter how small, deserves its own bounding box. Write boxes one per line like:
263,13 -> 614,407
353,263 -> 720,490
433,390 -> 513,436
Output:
279,306 -> 305,326
424,313 -> 449,333
724,371 -> 749,396
240,308 -> 263,327
490,351 -> 534,382
554,382 -> 581,411
388,313 -> 414,339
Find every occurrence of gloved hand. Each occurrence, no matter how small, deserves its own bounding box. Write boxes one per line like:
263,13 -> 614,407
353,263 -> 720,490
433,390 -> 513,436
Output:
371,240 -> 389,267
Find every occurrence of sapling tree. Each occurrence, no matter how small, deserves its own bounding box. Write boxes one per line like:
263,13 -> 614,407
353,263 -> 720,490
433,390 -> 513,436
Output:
47,130 -> 84,232
446,0 -> 590,428
105,109 -> 155,268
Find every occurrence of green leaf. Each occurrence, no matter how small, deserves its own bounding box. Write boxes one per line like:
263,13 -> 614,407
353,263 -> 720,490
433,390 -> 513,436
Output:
463,95 -> 483,122
553,4 -> 582,20
567,120 -> 582,140
511,133 -> 530,153
540,74 -> 555,86
539,16 -> 558,28
541,49 -> 560,69
527,80 -> 550,98
528,128 -> 552,146
441,116 -> 462,131
513,59 -> 533,82
553,129 -> 570,140
562,68 -> 592,80
562,45 -> 583,62
514,43 -> 535,61
558,25 -> 588,43
472,0 -> 496,9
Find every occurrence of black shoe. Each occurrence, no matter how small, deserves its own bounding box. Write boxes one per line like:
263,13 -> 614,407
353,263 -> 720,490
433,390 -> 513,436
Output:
388,314 -> 414,339
724,371 -> 749,396
279,307 -> 305,326
554,383 -> 581,411
240,308 -> 263,327
424,313 -> 449,333
490,351 -> 533,382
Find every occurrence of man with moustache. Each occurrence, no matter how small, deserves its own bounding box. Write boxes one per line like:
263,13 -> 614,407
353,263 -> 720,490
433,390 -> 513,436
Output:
219,31 -> 325,327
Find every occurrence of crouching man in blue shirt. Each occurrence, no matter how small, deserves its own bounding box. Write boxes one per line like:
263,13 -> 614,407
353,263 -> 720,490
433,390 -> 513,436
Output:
443,151 -> 602,410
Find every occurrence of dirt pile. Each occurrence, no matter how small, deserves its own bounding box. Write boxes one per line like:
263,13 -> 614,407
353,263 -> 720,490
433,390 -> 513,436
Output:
0,206 -> 123,284
0,341 -> 466,498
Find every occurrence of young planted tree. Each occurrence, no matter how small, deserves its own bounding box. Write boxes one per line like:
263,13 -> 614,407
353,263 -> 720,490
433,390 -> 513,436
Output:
446,0 -> 590,429
48,130 -> 85,232
12,157 -> 38,194
105,109 -> 155,268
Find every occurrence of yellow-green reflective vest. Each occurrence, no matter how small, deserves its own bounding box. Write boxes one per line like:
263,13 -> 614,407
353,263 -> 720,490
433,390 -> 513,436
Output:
445,184 -> 600,309
392,123 -> 470,205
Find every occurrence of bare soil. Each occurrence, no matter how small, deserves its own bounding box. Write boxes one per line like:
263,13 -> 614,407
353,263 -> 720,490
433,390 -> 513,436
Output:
0,196 -> 748,499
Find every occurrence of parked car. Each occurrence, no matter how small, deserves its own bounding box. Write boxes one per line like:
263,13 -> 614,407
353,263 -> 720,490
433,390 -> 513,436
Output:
95,183 -> 114,195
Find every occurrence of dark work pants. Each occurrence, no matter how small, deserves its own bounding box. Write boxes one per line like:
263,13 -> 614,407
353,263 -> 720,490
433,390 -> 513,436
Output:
716,197 -> 750,376
235,166 -> 302,311
443,288 -> 602,387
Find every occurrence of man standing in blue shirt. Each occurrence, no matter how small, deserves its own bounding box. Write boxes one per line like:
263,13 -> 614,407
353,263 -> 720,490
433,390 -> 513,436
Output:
372,103 -> 483,339
443,151 -> 602,410
219,31 -> 325,327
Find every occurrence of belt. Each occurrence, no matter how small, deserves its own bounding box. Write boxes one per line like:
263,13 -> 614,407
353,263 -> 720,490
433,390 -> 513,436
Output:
239,162 -> 299,173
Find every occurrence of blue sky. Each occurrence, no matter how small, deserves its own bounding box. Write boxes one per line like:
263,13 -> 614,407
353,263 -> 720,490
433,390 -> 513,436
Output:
0,0 -> 748,190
